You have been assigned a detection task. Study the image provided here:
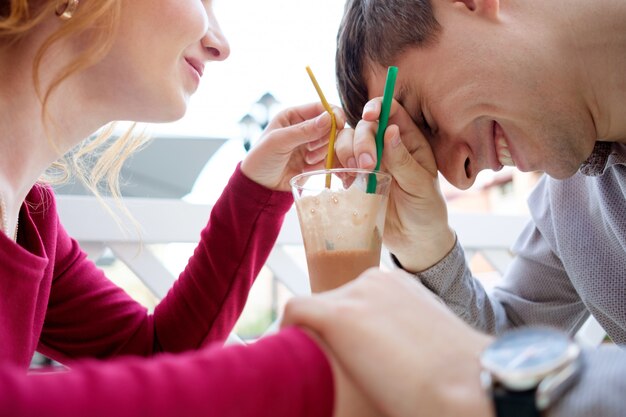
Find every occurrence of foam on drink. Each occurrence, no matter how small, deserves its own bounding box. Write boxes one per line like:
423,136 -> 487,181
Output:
295,184 -> 387,292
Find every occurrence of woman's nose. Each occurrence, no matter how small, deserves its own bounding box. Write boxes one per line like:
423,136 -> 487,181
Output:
203,17 -> 230,61
433,141 -> 477,190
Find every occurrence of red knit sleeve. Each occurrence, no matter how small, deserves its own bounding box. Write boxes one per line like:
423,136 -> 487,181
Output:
154,163 -> 294,350
1,327 -> 334,417
40,165 -> 293,359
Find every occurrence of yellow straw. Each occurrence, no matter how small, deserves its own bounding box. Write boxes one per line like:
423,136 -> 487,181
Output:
306,66 -> 336,188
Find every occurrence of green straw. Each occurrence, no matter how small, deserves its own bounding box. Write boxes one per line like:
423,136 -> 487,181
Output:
367,66 -> 398,193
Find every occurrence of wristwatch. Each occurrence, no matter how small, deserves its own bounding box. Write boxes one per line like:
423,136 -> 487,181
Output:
480,327 -> 583,417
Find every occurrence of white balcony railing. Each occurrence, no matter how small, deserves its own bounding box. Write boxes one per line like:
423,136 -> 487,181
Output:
56,195 -> 606,346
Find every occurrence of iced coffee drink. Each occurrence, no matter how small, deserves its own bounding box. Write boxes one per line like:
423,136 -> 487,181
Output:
290,169 -> 391,293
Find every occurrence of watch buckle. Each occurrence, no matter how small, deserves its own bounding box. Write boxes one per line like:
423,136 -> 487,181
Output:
536,350 -> 584,410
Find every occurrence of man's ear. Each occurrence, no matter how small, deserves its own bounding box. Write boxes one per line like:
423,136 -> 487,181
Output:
451,0 -> 499,20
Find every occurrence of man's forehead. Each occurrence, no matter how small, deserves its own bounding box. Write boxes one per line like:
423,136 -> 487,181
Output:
364,63 -> 387,97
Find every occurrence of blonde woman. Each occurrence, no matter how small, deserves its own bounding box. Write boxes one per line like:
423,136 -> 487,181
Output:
0,0 -> 378,416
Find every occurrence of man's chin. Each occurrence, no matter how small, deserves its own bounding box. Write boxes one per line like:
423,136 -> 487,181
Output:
544,164 -> 581,180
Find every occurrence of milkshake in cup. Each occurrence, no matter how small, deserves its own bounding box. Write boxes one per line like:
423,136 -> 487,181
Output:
290,168 -> 391,293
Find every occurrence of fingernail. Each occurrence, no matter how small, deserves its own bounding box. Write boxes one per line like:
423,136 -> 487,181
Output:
347,157 -> 357,169
315,112 -> 330,127
359,153 -> 374,167
362,102 -> 375,115
391,130 -> 401,148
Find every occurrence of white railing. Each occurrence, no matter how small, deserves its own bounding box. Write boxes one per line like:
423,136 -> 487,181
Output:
56,195 -> 605,346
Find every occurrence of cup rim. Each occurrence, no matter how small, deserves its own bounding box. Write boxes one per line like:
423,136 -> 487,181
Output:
289,168 -> 392,190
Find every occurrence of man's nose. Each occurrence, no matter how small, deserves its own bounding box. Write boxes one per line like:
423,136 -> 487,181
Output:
433,141 -> 476,190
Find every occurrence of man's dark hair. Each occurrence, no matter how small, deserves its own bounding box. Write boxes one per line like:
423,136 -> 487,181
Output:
336,0 -> 441,127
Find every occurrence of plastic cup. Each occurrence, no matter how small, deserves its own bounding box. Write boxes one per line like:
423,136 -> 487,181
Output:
290,168 -> 391,293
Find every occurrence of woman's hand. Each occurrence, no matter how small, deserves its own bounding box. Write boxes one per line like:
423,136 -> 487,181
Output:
240,102 -> 345,192
334,98 -> 455,272
282,269 -> 494,417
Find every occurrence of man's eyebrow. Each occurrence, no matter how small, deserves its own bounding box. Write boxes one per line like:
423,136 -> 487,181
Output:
393,81 -> 419,116
392,81 -> 424,127
394,81 -> 409,105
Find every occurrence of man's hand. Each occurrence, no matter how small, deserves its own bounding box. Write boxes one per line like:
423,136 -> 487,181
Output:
282,269 -> 494,417
335,99 -> 455,272
298,330 -> 385,417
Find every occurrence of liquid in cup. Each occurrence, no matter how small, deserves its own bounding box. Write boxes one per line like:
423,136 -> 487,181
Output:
290,169 -> 391,292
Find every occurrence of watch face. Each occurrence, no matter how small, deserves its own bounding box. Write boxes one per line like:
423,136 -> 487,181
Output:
481,327 -> 578,390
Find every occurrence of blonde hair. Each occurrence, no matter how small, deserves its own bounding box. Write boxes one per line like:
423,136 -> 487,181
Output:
1,0 -> 151,208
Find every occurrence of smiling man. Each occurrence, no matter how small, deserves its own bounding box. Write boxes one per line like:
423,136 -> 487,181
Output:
293,0 -> 626,415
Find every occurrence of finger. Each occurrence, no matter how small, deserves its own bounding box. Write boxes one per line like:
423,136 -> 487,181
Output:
271,102 -> 326,127
268,111 -> 334,152
365,98 -> 437,175
358,98 -> 420,170
281,296 -> 332,335
353,119 -> 378,169
305,159 -> 327,172
334,127 -> 357,168
306,137 -> 330,152
362,98 -> 409,126
305,143 -> 329,165
329,105 -> 347,129
361,98 -> 381,121
363,98 -> 421,145
272,102 -> 346,130
389,120 -> 438,177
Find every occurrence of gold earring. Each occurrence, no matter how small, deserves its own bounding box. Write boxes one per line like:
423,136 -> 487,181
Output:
55,0 -> 80,20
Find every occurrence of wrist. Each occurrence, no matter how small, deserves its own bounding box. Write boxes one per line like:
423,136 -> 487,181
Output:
391,226 -> 456,273
299,329 -> 382,417
429,334 -> 495,417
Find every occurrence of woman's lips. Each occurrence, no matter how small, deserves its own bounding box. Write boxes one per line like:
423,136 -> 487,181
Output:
185,57 -> 204,78
494,122 -> 515,167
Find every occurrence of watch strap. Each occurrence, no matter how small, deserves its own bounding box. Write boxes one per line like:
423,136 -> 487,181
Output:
492,385 -> 541,417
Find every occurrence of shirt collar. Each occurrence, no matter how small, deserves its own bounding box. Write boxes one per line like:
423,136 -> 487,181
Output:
579,141 -> 626,176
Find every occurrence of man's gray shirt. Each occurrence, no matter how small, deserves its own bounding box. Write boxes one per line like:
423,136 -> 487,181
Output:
411,142 -> 626,416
